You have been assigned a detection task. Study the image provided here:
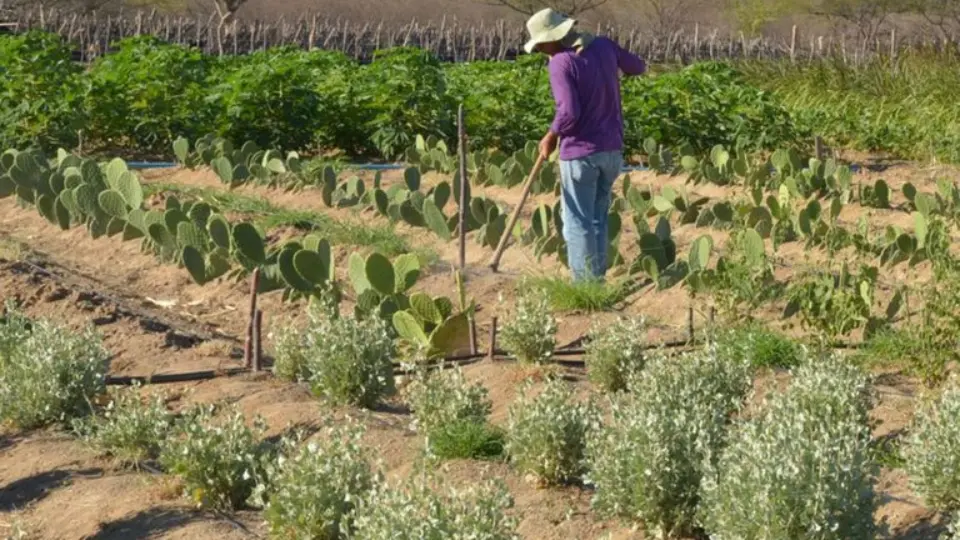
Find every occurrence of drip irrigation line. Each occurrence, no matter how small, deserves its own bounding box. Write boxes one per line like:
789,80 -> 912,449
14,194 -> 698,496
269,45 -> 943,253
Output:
106,368 -> 251,386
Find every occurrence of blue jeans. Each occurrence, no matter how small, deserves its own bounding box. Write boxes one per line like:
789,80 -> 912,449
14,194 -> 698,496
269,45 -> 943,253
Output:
560,151 -> 622,282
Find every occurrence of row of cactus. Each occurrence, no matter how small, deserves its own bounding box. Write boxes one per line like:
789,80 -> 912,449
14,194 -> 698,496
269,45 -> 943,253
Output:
519,201 -> 624,270
173,135 -> 307,189
0,147 -> 346,301
405,135 -> 559,195
876,212 -> 941,268
1,149 -> 144,239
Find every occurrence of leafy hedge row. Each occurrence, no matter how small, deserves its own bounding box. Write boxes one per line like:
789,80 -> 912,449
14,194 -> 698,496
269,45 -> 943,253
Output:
0,31 -> 805,160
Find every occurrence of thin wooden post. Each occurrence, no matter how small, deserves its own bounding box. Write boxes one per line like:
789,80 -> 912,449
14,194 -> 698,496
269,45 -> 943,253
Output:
790,25 -> 797,63
815,136 -> 825,160
687,305 -> 695,343
487,317 -> 498,362
244,268 -> 260,369
457,104 -> 468,271
253,309 -> 263,372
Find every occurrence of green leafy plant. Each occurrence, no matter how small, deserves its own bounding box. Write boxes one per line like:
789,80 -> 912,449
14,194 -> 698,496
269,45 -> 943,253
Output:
711,323 -> 803,369
506,378 -> 599,485
583,316 -> 646,393
72,383 -> 173,465
0,31 -> 83,150
0,303 -> 107,430
259,419 -> 378,539
427,421 -> 506,461
903,374 -> 960,513
499,287 -> 558,364
700,354 -> 877,540
349,472 -> 518,539
586,349 -> 752,538
160,406 -> 271,511
85,36 -> 213,154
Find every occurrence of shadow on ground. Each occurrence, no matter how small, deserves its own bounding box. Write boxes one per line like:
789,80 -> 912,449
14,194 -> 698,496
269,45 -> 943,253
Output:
89,508 -> 200,540
0,468 -> 102,511
891,517 -> 949,540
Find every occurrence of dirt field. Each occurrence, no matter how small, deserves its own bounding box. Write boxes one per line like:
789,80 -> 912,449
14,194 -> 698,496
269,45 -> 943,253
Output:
0,158 -> 953,539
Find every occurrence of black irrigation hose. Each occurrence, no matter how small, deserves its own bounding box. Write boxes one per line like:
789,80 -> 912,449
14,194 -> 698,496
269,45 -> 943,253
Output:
106,368 -> 252,386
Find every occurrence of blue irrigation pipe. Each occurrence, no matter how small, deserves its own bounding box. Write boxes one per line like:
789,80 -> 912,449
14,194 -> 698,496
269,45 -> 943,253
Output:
126,161 -> 652,173
127,160 -> 860,174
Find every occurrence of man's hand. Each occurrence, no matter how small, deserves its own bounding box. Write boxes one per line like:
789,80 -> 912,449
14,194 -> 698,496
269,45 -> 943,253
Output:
539,131 -> 559,161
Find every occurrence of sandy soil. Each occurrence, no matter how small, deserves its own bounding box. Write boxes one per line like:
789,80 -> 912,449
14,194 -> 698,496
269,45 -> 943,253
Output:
0,158 -> 954,539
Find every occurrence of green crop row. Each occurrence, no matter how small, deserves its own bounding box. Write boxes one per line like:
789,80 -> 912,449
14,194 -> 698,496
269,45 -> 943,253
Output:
738,50 -> 960,164
1,31 -> 803,161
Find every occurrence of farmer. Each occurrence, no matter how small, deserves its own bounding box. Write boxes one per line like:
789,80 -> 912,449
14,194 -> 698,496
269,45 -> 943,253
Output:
524,8 -> 646,282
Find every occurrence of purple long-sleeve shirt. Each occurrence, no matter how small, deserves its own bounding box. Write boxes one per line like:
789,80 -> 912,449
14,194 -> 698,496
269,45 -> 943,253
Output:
548,36 -> 646,161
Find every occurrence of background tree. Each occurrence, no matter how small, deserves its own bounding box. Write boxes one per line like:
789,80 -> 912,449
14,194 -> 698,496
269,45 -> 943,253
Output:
478,0 -> 608,16
912,0 -> 960,38
805,0 -> 904,40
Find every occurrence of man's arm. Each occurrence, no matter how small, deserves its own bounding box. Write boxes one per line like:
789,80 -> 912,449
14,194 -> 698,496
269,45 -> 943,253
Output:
548,56 -> 580,138
617,43 -> 646,76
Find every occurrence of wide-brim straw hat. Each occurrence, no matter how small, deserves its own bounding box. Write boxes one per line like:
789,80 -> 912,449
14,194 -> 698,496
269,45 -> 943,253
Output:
523,8 -> 576,54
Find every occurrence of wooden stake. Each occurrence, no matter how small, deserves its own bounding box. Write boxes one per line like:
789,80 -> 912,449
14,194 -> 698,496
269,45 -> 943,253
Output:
457,103 -> 468,271
469,317 -> 478,355
253,309 -> 263,372
487,317 -> 498,362
687,305 -> 695,344
243,268 -> 260,369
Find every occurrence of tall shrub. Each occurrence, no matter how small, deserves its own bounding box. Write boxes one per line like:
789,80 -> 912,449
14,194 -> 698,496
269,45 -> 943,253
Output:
358,47 -> 454,159
0,304 -> 107,430
904,374 -> 960,513
0,31 -> 84,150
85,36 -> 213,154
585,348 -> 752,537
700,354 -> 877,539
506,378 -> 599,485
209,47 -> 341,151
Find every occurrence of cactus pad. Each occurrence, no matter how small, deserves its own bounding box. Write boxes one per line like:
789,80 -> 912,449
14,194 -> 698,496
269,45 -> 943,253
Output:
364,252 -> 396,296
422,200 -> 451,241
409,292 -> 442,325
393,311 -> 429,345
392,254 -> 420,292
232,222 -> 265,264
348,252 -> 371,294
98,190 -> 129,219
293,249 -> 329,285
207,214 -> 232,249
182,246 -> 206,285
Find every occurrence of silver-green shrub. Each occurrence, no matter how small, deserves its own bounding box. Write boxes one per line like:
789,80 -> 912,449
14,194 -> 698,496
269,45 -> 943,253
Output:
585,348 -> 752,537
272,296 -> 338,382
260,419 -> 378,539
700,354 -> 877,540
73,383 -> 173,465
583,316 -> 646,392
499,288 -> 557,364
274,302 -> 395,408
160,406 -> 269,511
405,365 -> 492,435
348,472 -> 518,539
0,305 -> 107,430
904,374 -> 960,513
506,377 -> 599,485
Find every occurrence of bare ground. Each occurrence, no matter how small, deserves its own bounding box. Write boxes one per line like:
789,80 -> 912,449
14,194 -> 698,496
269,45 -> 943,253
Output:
0,158 -> 955,539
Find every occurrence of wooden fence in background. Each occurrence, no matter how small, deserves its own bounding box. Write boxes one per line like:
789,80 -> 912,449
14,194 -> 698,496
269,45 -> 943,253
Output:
1,4 -> 957,64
